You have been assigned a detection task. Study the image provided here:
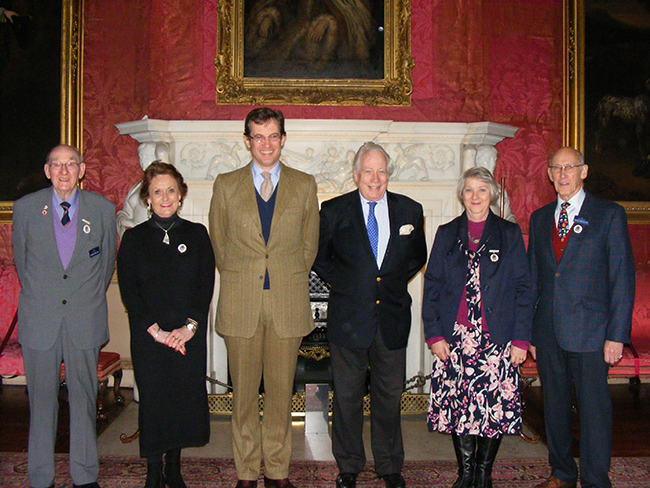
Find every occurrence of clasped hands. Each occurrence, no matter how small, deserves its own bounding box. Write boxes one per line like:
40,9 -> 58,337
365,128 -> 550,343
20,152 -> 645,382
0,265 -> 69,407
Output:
147,323 -> 195,355
430,341 -> 528,366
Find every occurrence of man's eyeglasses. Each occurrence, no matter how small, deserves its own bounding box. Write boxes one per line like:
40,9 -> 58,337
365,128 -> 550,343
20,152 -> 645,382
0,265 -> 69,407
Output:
48,162 -> 80,171
248,133 -> 282,144
548,164 -> 584,174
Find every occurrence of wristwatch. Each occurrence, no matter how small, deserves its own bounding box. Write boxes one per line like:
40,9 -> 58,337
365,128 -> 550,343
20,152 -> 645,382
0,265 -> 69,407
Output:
185,319 -> 198,334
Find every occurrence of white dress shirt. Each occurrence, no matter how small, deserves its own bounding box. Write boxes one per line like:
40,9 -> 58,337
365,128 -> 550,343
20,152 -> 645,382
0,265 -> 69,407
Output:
359,191 -> 390,268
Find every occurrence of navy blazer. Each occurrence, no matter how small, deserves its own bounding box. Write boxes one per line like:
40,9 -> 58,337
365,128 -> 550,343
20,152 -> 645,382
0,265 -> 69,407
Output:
313,190 -> 427,351
528,192 -> 635,352
422,211 -> 533,345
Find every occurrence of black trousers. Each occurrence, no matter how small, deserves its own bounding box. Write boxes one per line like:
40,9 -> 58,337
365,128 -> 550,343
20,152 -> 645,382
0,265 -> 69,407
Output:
329,331 -> 406,477
536,339 -> 612,488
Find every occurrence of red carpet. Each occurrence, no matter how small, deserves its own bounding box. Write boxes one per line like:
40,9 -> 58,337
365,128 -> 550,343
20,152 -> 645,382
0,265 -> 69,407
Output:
0,454 -> 649,487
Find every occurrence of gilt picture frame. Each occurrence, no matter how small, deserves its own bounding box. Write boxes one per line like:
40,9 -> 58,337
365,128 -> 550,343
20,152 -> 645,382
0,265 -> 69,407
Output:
0,0 -> 83,222
215,0 -> 413,106
564,0 -> 650,222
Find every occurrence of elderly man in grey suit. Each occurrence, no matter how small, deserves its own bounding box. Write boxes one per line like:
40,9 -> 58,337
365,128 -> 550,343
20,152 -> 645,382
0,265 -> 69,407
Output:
12,145 -> 117,488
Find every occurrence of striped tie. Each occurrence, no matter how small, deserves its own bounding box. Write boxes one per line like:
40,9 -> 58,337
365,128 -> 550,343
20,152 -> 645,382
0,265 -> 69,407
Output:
60,201 -> 71,226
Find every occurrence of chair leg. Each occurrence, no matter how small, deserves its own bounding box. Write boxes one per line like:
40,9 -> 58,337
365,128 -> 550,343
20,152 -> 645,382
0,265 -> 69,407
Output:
113,369 -> 124,405
97,379 -> 108,420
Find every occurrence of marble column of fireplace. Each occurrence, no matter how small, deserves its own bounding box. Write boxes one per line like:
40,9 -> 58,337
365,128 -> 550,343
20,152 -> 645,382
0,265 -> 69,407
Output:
116,118 -> 519,394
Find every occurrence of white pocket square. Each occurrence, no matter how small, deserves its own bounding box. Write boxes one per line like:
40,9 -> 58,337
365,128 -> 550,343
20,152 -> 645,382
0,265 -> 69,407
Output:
399,224 -> 414,235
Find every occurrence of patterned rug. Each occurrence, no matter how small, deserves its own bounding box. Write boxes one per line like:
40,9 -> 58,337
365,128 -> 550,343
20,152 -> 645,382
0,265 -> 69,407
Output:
1,454 -> 649,487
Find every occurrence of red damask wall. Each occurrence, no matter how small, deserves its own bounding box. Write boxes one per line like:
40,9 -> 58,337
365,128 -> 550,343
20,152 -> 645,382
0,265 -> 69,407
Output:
82,0 -> 563,233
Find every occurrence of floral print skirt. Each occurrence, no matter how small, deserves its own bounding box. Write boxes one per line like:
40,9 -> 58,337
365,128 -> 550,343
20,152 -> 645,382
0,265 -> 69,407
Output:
427,321 -> 521,437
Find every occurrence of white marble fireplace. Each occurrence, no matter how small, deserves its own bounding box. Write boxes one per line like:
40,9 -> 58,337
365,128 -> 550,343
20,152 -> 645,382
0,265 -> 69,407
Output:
116,118 -> 518,393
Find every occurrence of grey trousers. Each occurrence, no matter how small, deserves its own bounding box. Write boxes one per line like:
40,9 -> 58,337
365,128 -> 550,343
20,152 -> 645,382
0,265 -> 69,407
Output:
22,325 -> 100,488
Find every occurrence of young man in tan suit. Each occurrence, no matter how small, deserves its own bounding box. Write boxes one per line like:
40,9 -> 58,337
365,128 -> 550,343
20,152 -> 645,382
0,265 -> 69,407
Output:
209,108 -> 319,488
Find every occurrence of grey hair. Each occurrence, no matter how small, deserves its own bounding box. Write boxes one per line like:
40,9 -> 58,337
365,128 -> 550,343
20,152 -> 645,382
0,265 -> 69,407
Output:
352,142 -> 395,176
549,146 -> 585,167
46,144 -> 83,165
457,166 -> 500,206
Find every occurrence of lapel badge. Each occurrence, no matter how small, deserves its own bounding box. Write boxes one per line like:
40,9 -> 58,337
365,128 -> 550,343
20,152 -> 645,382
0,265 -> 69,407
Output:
42,205 -> 48,216
82,219 -> 91,234
573,224 -> 583,234
574,216 -> 589,226
489,249 -> 499,262
178,243 -> 187,253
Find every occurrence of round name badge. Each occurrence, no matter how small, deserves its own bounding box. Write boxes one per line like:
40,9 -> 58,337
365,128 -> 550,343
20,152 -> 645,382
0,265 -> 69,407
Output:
178,243 -> 187,253
573,224 -> 583,234
83,224 -> 91,234
490,253 -> 499,262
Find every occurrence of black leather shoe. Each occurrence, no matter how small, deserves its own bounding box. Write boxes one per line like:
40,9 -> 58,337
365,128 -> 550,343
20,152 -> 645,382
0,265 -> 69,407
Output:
72,483 -> 101,488
381,473 -> 406,488
336,473 -> 358,488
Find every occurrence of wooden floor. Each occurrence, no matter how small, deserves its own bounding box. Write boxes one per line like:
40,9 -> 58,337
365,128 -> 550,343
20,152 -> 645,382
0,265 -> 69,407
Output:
0,381 -> 648,456
0,382 -> 133,453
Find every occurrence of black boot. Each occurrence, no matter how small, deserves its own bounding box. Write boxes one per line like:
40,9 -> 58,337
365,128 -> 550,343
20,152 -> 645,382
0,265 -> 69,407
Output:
474,435 -> 502,488
144,455 -> 164,488
451,433 -> 476,488
164,448 -> 187,488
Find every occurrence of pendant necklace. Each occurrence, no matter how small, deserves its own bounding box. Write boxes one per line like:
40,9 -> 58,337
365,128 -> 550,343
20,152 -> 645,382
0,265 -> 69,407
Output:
154,220 -> 176,245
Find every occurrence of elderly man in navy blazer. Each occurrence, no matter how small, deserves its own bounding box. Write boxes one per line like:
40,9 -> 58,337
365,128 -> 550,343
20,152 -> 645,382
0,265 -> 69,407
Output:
13,145 -> 117,488
313,142 -> 427,488
528,147 -> 635,488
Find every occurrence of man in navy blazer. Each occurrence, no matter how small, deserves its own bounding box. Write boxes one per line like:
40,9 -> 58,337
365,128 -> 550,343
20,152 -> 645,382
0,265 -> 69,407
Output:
528,147 -> 635,488
13,145 -> 116,488
313,142 -> 427,488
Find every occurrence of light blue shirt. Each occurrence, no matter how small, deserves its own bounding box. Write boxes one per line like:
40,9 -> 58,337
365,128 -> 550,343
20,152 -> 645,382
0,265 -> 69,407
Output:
359,191 -> 390,268
554,187 -> 586,229
51,187 -> 80,221
251,162 -> 281,195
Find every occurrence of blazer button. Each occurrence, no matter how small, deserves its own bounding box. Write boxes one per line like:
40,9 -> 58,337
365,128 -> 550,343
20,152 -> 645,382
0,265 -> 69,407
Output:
486,307 -> 492,313
555,272 -> 561,278
266,254 -> 269,259
259,276 -> 264,280
63,274 -> 68,279
376,300 -> 380,305
376,277 -> 381,282
62,300 -> 67,305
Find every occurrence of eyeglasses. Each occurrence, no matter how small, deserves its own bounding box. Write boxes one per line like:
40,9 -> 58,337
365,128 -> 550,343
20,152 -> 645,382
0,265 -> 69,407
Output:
248,133 -> 282,144
48,161 -> 80,171
548,163 -> 584,174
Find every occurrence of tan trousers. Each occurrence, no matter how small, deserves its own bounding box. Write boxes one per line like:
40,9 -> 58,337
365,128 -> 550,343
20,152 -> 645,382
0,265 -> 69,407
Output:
224,291 -> 302,481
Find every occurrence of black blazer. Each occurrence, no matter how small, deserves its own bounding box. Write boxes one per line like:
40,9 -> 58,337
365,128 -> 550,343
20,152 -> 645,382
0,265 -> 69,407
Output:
421,211 -> 533,345
528,192 -> 635,352
313,190 -> 427,350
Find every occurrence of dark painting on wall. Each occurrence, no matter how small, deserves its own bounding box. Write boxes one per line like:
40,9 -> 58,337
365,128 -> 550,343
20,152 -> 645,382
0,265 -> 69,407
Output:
0,1 -> 62,202
582,1 -> 650,202
243,0 -> 385,80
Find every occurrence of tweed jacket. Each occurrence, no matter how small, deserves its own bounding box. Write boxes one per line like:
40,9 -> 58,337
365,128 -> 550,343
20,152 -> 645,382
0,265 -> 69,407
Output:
209,162 -> 319,339
528,192 -> 635,352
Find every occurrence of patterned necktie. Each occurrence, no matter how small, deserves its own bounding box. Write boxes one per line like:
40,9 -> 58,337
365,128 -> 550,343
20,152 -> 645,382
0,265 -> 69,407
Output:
558,201 -> 570,241
367,201 -> 378,259
260,171 -> 273,202
60,201 -> 71,226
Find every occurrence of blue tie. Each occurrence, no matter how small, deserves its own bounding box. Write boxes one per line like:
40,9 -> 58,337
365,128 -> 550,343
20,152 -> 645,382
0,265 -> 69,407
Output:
367,201 -> 378,259
60,201 -> 71,226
